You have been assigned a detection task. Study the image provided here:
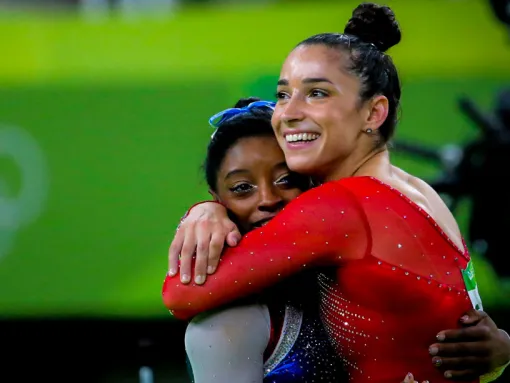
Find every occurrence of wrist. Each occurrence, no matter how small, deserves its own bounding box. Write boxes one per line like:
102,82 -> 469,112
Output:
186,200 -> 224,217
178,201 -> 225,228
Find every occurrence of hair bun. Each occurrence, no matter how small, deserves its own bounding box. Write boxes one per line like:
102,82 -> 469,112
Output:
233,97 -> 261,108
344,3 -> 401,52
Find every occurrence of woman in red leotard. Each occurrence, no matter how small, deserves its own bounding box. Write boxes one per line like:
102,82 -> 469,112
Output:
163,3 -> 510,382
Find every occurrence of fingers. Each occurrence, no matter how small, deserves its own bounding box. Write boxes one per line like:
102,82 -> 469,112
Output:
432,355 -> 489,370
429,340 -> 490,357
168,229 -> 184,276
180,224 -> 197,284
435,325 -> 492,344
402,373 -> 429,383
193,222 -> 211,285
207,232 -> 225,275
197,221 -> 236,280
225,226 -> 242,247
441,369 -> 479,381
459,309 -> 488,325
168,204 -> 240,284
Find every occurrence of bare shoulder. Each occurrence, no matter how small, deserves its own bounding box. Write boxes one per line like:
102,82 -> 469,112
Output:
385,168 -> 433,212
390,168 -> 464,249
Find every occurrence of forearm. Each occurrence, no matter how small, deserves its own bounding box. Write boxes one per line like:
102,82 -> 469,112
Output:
163,184 -> 368,319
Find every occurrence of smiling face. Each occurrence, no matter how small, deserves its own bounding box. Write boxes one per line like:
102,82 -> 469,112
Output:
214,135 -> 308,233
272,44 -> 388,180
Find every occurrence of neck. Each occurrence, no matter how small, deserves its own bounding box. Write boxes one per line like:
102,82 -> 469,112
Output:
314,146 -> 389,185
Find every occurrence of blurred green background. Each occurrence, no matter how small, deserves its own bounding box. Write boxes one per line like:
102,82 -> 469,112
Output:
0,0 -> 509,319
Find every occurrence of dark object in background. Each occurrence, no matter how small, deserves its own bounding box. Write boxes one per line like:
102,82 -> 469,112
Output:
0,317 -> 188,382
394,89 -> 510,279
489,0 -> 510,28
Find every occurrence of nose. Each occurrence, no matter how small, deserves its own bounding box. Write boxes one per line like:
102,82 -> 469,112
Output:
258,185 -> 284,212
281,95 -> 305,125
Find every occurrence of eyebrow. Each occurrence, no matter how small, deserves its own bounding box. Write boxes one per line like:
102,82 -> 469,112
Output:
224,161 -> 288,181
274,161 -> 288,170
224,169 -> 249,180
277,77 -> 333,86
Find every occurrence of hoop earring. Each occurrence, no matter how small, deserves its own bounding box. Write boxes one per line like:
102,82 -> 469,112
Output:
366,128 -> 373,134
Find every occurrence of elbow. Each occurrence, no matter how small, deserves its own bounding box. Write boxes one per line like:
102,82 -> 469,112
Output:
169,308 -> 193,321
163,292 -> 196,321
162,276 -> 194,321
162,292 -> 194,321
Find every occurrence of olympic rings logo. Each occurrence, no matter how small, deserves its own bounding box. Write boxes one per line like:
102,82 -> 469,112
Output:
0,125 -> 49,261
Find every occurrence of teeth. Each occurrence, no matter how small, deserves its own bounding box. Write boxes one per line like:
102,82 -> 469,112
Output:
285,133 -> 320,142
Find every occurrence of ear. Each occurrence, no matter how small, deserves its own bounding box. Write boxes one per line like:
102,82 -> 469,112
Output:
208,189 -> 220,201
365,95 -> 389,132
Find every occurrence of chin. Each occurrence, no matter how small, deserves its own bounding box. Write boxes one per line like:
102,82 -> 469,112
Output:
286,155 -> 319,176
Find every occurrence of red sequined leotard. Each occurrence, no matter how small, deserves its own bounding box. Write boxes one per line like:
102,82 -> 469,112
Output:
163,176 -> 477,383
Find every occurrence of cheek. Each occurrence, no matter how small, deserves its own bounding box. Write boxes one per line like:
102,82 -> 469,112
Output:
323,101 -> 357,123
271,111 -> 282,133
224,200 -> 255,229
280,189 -> 303,203
226,200 -> 250,219
322,109 -> 359,141
326,127 -> 356,152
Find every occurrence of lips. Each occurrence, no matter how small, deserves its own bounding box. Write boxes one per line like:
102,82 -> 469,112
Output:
251,217 -> 273,229
284,132 -> 320,143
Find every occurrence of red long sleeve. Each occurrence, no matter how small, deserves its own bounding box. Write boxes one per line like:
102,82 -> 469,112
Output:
163,181 -> 370,320
163,176 -> 480,382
